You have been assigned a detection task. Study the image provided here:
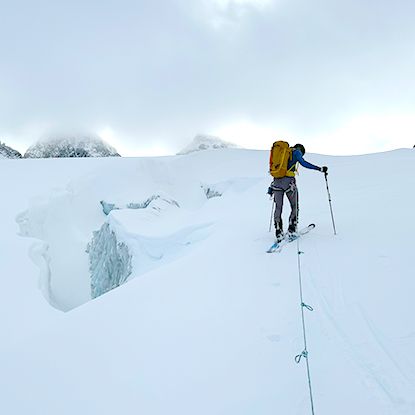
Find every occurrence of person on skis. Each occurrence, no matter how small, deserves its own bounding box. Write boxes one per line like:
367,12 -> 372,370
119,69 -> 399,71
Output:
268,142 -> 328,242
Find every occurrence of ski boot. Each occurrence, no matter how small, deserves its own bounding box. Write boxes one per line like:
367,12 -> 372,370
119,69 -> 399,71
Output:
275,220 -> 284,243
287,222 -> 298,241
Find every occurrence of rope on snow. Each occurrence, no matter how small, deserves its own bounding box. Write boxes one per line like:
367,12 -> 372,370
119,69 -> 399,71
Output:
294,236 -> 316,415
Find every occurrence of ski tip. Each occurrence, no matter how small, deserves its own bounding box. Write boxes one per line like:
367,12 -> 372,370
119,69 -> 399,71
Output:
266,243 -> 278,253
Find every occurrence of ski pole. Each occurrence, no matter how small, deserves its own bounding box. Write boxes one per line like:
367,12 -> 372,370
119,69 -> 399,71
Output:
269,199 -> 275,232
324,172 -> 337,235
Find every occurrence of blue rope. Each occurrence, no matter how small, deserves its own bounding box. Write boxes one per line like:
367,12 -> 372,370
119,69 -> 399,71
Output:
295,236 -> 316,415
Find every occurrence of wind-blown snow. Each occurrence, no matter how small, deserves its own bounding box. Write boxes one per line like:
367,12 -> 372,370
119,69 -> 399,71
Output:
1,148 -> 415,414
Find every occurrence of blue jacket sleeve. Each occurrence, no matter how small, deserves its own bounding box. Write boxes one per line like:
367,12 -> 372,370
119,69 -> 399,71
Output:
293,150 -> 321,171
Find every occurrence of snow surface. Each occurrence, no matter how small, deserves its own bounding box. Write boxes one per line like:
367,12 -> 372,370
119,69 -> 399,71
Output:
1,148 -> 415,414
24,134 -> 120,158
177,134 -> 239,155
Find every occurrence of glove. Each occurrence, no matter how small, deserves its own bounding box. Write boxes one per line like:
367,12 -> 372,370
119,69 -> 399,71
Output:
320,166 -> 328,173
267,186 -> 274,196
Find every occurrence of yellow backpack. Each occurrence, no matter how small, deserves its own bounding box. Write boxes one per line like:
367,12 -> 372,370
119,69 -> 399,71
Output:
269,141 -> 295,178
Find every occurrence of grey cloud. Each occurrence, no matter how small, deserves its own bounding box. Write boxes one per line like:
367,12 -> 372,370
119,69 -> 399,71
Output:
1,0 -> 414,153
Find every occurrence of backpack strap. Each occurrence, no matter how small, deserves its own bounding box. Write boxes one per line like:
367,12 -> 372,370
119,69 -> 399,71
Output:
286,149 -> 297,177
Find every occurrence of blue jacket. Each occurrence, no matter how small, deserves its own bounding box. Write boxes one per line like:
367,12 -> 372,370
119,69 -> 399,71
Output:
288,149 -> 320,172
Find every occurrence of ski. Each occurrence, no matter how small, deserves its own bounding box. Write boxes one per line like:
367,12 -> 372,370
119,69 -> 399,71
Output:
266,224 -> 315,253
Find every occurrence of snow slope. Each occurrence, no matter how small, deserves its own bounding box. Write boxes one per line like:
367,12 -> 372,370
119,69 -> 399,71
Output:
0,148 -> 414,414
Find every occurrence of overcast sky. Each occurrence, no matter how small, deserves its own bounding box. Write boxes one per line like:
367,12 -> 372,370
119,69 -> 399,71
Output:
1,0 -> 414,156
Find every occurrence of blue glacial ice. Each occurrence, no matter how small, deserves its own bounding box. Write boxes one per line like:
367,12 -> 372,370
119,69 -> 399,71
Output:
87,223 -> 132,299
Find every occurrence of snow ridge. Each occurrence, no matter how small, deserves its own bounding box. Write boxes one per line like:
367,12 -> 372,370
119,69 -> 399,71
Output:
24,134 -> 120,158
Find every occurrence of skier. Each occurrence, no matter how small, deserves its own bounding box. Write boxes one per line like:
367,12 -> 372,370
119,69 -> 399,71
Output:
268,142 -> 328,242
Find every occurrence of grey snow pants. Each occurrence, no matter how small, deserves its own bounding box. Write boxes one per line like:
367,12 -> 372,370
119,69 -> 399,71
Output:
271,176 -> 298,229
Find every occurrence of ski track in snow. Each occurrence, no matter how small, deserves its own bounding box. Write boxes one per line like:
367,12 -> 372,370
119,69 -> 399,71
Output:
305,238 -> 415,412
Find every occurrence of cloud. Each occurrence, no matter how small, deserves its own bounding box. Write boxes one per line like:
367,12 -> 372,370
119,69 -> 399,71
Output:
193,0 -> 276,30
211,0 -> 274,12
309,114 -> 415,155
214,0 -> 272,6
1,0 -> 415,155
